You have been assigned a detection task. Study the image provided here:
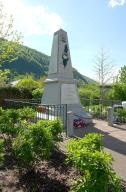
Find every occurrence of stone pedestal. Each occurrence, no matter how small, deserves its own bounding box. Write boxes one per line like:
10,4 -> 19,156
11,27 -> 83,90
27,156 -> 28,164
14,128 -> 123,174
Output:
74,127 -> 86,138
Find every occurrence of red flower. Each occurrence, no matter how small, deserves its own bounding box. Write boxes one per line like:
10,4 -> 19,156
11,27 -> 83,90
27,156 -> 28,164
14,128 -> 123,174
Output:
73,118 -> 85,128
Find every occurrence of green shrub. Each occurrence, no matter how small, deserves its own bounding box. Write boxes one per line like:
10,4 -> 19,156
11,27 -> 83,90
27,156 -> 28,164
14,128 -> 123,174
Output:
67,133 -> 122,192
0,139 -> 5,164
12,123 -> 52,165
48,119 -> 63,142
12,122 -> 34,164
85,104 -> 109,119
30,121 -> 53,159
32,88 -> 44,99
12,119 -> 63,165
0,87 -> 32,107
70,172 -> 122,192
6,109 -> 20,124
37,120 -> 63,142
17,107 -> 35,121
0,109 -> 20,136
16,75 -> 39,90
116,108 -> 126,123
67,134 -> 103,155
0,108 -> 35,137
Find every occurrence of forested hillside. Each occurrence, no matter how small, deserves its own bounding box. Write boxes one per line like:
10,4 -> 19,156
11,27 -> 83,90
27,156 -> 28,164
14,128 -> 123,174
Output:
2,44 -> 95,83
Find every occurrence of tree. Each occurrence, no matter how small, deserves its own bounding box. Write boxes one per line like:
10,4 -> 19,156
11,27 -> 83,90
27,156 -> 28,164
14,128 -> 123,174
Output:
118,65 -> 126,84
94,48 -> 114,102
0,1 -> 22,66
112,83 -> 126,101
16,75 -> 39,90
79,84 -> 100,106
109,65 -> 126,101
0,69 -> 10,87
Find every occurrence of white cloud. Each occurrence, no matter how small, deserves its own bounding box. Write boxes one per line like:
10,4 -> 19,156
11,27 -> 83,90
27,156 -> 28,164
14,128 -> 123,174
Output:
1,0 -> 64,36
109,0 -> 125,8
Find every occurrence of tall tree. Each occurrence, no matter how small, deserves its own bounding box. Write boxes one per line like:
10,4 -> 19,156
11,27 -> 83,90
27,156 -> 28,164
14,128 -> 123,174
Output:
119,65 -> 126,84
94,48 -> 114,101
109,65 -> 126,101
0,1 -> 22,66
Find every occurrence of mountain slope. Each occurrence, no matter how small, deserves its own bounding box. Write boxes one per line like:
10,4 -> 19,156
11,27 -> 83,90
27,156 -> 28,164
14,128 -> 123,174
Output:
2,44 -> 96,83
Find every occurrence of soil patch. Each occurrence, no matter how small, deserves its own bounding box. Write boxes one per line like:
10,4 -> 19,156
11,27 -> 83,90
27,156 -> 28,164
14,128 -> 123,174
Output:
0,149 -> 80,192
0,133 -> 126,192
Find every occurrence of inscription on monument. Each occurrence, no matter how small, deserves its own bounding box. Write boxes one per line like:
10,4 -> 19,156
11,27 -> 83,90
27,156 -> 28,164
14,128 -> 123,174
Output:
61,84 -> 79,104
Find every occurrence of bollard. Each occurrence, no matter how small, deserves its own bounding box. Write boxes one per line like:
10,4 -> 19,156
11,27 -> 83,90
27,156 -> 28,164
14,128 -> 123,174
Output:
108,107 -> 114,126
67,111 -> 74,137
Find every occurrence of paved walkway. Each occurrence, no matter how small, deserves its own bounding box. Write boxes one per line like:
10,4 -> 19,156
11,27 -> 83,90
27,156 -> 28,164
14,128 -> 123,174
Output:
60,120 -> 126,180
90,120 -> 126,180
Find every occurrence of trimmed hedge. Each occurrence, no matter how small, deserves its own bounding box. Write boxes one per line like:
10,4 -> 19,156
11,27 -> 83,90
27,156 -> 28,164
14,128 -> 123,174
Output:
0,87 -> 32,107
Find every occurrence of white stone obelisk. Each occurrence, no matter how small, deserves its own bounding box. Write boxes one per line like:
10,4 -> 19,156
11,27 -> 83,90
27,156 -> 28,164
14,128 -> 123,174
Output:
42,29 -> 92,123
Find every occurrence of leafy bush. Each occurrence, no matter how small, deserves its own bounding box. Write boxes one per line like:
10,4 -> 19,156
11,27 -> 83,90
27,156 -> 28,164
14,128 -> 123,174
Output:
85,104 -> 108,119
0,139 -> 5,164
12,121 -> 53,165
12,122 -> 34,164
12,119 -> 63,165
0,87 -> 32,107
16,75 -> 39,90
79,84 -> 100,106
0,107 -> 3,115
110,83 -> 126,101
49,119 -> 63,142
30,122 -> 53,159
17,107 -> 36,121
37,120 -> 63,142
32,88 -> 44,99
67,133 -> 122,192
6,109 -> 20,124
0,109 -> 20,136
70,172 -> 122,192
0,107 -> 35,137
0,107 -> 63,167
116,108 -> 126,123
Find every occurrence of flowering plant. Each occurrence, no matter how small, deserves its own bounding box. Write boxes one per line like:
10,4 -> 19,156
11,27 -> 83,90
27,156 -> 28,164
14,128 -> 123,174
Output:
73,118 -> 85,128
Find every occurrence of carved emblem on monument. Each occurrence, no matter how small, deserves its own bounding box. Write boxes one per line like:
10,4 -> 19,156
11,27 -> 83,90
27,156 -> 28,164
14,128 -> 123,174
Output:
61,35 -> 66,43
62,44 -> 69,67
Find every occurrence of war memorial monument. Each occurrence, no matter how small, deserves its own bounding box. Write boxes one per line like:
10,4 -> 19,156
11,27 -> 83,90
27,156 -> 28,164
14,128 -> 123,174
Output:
42,29 -> 92,136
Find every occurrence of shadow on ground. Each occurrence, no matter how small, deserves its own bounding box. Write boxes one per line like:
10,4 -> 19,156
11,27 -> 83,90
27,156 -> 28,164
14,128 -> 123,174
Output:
19,169 -> 69,192
82,122 -> 126,156
0,148 -> 79,192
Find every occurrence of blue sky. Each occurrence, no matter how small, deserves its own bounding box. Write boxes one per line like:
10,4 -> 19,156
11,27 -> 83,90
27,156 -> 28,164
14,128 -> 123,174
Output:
2,0 -> 126,80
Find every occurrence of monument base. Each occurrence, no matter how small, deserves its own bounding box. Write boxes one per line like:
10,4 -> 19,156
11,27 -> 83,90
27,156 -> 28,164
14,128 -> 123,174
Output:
67,104 -> 92,124
42,79 -> 92,124
74,127 -> 86,138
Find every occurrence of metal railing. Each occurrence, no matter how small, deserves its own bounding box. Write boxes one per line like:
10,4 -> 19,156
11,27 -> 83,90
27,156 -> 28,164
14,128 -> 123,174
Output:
3,99 -> 67,130
81,99 -> 121,120
81,99 -> 126,125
